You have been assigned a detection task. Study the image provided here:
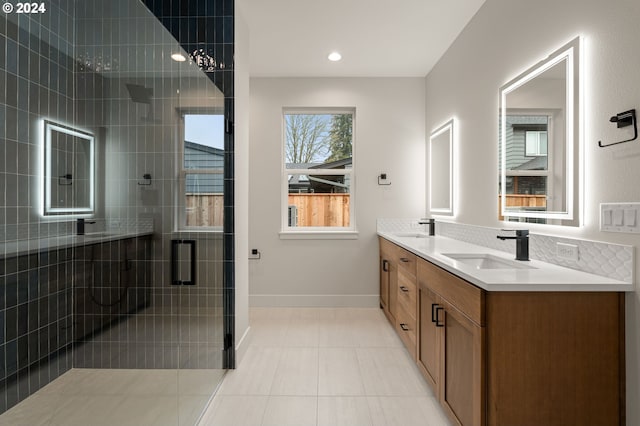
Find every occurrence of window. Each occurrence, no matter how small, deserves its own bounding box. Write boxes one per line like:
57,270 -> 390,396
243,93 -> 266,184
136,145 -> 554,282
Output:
500,115 -> 554,224
178,113 -> 225,229
282,109 -> 355,235
525,131 -> 548,156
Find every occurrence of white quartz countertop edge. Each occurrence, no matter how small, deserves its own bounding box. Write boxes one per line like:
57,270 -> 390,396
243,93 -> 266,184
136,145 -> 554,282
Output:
378,231 -> 634,292
2,231 -> 153,260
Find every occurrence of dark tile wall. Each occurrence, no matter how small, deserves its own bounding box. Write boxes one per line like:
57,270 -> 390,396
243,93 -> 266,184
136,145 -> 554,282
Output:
0,0 -> 234,414
0,248 -> 73,414
143,0 -> 236,370
0,0 -> 77,414
73,236 -> 153,368
0,1 -> 76,244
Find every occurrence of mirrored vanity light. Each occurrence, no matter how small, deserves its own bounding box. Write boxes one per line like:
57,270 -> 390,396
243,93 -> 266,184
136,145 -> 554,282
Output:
43,120 -> 95,216
499,36 -> 582,226
430,118 -> 455,216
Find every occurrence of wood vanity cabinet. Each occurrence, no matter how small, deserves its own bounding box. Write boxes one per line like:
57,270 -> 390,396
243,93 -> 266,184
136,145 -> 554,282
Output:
418,257 -> 485,426
379,238 -> 397,322
380,237 -> 625,426
418,256 -> 624,426
379,237 -> 418,359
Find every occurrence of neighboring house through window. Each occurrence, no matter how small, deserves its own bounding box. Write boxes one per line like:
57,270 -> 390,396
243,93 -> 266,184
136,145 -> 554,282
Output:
178,113 -> 225,229
282,109 -> 355,235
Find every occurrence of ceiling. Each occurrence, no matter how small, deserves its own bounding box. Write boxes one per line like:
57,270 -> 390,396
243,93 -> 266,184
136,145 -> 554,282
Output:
236,0 -> 486,78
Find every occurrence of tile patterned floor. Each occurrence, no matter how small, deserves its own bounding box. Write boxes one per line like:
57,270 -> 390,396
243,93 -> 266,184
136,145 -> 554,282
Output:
198,307 -> 452,426
0,308 -> 452,425
0,369 -> 225,426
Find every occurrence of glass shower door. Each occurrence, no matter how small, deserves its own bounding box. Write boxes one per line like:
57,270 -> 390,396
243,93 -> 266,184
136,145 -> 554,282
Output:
73,1 -> 229,424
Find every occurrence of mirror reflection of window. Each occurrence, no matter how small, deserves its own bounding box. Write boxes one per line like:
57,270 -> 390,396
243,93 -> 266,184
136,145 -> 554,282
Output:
525,131 -> 547,157
498,36 -> 581,225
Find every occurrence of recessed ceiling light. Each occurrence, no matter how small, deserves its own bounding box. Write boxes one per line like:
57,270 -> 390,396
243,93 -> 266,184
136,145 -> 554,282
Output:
328,52 -> 342,62
171,53 -> 186,62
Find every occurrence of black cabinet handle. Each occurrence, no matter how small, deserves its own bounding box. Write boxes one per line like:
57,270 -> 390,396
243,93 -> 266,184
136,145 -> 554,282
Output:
400,257 -> 410,263
400,323 -> 410,331
431,303 -> 438,323
399,286 -> 409,292
382,259 -> 389,272
435,306 -> 444,327
171,239 -> 196,286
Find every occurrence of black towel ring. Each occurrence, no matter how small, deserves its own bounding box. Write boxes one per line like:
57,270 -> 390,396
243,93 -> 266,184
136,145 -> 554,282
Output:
598,109 -> 637,148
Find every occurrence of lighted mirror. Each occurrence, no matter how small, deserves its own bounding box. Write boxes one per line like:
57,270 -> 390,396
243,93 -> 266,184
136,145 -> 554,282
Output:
499,37 -> 581,225
430,118 -> 454,215
44,120 -> 95,215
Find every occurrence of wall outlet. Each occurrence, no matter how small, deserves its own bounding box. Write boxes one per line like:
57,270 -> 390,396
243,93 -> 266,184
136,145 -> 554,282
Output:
556,242 -> 579,261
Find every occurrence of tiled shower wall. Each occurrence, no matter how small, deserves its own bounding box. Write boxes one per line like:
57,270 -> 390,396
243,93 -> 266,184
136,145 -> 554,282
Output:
0,0 -> 77,413
0,0 -> 235,414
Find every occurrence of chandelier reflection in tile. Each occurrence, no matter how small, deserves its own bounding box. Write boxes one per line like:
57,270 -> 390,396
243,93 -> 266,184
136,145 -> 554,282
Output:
190,47 -> 226,72
76,52 -> 120,72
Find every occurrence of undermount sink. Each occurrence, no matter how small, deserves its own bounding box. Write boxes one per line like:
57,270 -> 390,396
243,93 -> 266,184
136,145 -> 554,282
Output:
393,232 -> 429,238
442,253 -> 536,270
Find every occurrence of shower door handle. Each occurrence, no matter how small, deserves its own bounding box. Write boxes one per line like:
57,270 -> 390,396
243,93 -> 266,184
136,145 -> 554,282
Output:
171,239 -> 196,286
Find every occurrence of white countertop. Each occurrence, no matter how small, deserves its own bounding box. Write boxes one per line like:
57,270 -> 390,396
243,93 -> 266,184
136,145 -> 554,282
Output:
1,231 -> 153,260
378,231 -> 634,292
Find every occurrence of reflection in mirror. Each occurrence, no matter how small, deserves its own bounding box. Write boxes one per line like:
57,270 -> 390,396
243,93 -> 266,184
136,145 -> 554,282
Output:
44,120 -> 95,215
499,37 -> 581,226
430,118 -> 454,215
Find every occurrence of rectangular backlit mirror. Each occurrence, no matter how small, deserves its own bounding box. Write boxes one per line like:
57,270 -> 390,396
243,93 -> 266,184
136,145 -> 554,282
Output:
499,37 -> 581,226
430,118 -> 454,215
44,120 -> 95,215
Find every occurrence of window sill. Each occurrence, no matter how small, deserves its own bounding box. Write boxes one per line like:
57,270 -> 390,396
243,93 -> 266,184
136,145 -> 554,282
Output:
279,231 -> 359,240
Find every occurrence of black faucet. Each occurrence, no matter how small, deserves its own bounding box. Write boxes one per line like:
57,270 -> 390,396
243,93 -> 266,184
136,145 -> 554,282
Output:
496,229 -> 530,261
418,218 -> 436,236
77,218 -> 96,235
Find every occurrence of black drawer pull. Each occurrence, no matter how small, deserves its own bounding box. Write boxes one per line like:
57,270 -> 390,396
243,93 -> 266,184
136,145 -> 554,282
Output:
400,323 -> 410,331
400,257 -> 410,263
435,306 -> 444,327
382,259 -> 389,272
431,303 -> 438,323
399,286 -> 409,292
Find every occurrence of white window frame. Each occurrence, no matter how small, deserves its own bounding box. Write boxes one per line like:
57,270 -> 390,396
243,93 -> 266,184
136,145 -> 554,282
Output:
504,111 -> 555,210
176,109 -> 225,232
280,108 -> 357,239
525,130 -> 548,156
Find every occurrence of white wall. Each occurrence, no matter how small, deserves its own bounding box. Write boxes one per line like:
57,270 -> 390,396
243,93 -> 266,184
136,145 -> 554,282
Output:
234,8 -> 251,365
249,78 -> 425,306
425,0 -> 640,422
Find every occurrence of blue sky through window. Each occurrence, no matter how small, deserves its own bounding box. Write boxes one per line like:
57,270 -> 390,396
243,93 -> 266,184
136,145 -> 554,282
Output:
185,114 -> 224,149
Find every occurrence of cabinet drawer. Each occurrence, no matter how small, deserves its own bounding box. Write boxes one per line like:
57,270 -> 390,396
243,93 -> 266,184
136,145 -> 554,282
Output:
396,307 -> 417,357
379,237 -> 417,278
418,258 -> 484,326
395,249 -> 417,277
397,270 -> 417,321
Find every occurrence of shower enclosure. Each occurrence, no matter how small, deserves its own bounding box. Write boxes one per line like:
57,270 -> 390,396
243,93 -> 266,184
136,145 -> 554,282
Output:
0,0 -> 234,423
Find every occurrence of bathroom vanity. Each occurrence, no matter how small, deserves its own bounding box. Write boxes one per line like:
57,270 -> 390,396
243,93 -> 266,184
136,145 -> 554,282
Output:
379,232 -> 629,426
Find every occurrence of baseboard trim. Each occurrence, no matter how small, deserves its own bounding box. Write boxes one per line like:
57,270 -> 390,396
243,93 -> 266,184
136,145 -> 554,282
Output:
249,294 -> 379,308
234,326 -> 251,368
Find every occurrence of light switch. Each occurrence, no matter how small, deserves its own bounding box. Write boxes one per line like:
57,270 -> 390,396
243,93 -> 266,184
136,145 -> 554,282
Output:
613,210 -> 624,226
601,202 -> 640,233
624,209 -> 637,227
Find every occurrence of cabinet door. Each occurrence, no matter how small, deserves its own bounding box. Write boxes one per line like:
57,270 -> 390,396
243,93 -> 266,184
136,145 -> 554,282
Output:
440,301 -> 485,426
417,286 -> 439,392
379,256 -> 390,310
